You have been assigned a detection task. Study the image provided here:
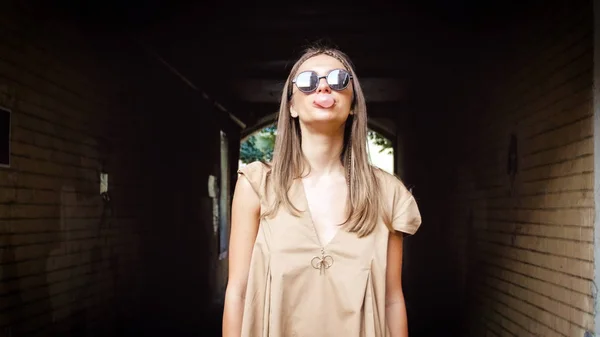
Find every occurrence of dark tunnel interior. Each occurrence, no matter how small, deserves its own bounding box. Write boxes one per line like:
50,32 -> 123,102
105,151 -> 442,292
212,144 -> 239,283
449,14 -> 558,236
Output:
0,0 -> 596,336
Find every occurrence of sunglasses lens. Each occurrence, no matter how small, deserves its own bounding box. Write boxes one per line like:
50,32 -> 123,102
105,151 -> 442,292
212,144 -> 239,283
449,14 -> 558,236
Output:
293,69 -> 351,95
327,69 -> 351,90
295,71 -> 318,93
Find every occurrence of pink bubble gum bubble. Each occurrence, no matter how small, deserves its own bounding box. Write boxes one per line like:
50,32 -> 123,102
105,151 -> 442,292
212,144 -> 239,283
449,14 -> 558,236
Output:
314,94 -> 334,108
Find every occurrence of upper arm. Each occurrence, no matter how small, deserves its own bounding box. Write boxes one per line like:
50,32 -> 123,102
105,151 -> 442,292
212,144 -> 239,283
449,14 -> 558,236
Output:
227,172 -> 261,298
385,178 -> 421,303
385,231 -> 404,304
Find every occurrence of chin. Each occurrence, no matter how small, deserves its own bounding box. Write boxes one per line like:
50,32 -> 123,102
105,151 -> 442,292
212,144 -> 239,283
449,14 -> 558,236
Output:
312,108 -> 337,117
302,112 -> 349,128
313,106 -> 349,116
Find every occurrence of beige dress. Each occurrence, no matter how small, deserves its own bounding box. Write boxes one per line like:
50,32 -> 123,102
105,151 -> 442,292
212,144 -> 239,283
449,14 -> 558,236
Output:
238,161 -> 422,337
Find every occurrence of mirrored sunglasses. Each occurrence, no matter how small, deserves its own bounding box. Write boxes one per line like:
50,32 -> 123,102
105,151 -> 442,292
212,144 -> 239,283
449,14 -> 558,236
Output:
292,69 -> 353,94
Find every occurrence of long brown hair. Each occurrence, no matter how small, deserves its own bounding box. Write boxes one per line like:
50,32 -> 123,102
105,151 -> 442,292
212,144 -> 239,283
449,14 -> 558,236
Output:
263,46 -> 387,237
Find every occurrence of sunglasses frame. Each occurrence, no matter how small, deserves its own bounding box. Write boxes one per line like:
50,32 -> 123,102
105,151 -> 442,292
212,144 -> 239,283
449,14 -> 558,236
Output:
291,68 -> 353,95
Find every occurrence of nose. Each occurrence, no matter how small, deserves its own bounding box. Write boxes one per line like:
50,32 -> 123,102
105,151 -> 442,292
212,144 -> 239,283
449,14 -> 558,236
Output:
316,76 -> 331,93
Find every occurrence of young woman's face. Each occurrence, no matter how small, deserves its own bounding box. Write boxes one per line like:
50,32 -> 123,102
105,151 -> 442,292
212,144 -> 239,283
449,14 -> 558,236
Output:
289,54 -> 354,128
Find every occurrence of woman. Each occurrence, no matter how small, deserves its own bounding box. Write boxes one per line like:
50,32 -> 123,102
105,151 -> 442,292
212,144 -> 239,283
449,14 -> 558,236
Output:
222,46 -> 422,337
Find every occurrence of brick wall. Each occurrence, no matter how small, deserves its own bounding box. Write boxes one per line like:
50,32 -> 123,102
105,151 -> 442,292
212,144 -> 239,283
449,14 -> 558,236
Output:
0,2 -> 192,336
0,2 -> 233,333
449,1 -> 595,336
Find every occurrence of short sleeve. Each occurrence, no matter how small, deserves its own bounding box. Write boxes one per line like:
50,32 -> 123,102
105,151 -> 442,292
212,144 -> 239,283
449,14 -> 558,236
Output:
391,180 -> 422,236
237,161 -> 268,200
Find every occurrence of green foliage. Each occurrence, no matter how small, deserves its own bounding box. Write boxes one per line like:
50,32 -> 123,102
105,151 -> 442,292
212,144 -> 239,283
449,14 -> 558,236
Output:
261,125 -> 277,152
368,130 -> 393,154
239,126 -> 276,164
239,136 -> 265,163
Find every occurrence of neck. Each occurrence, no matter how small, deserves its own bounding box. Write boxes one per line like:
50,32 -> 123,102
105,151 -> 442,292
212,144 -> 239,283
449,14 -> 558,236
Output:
300,125 -> 345,177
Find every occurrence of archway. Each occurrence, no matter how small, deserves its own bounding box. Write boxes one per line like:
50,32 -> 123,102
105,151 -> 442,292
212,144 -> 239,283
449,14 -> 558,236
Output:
239,123 -> 395,174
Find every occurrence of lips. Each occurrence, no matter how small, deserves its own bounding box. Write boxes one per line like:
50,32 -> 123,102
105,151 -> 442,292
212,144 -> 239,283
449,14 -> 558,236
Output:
313,93 -> 335,108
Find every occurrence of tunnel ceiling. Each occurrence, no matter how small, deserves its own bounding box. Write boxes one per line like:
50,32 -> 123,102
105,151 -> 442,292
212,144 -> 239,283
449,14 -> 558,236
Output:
54,0 -> 522,131
136,3 -> 467,129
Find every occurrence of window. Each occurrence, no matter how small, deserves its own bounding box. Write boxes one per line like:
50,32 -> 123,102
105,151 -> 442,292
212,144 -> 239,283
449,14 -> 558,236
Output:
218,130 -> 230,260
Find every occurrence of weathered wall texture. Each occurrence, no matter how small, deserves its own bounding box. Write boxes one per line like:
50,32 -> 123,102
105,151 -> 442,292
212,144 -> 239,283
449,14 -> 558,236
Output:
0,3 -> 149,336
0,1 -> 230,336
449,1 -> 595,336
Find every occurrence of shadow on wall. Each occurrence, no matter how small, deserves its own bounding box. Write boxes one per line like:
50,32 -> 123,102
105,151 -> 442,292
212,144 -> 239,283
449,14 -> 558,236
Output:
45,186 -> 116,336
0,195 -> 59,336
0,183 -> 119,336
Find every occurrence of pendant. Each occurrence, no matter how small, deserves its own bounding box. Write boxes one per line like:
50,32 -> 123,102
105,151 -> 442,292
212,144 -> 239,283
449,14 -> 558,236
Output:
311,248 -> 334,274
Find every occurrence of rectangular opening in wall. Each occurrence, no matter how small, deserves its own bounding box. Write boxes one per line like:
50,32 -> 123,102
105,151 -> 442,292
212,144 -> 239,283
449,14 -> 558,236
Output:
0,107 -> 10,167
219,130 -> 230,260
367,129 -> 395,175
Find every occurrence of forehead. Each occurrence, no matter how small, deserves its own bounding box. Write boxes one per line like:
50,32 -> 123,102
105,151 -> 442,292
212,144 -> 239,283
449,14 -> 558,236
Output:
297,54 -> 346,74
